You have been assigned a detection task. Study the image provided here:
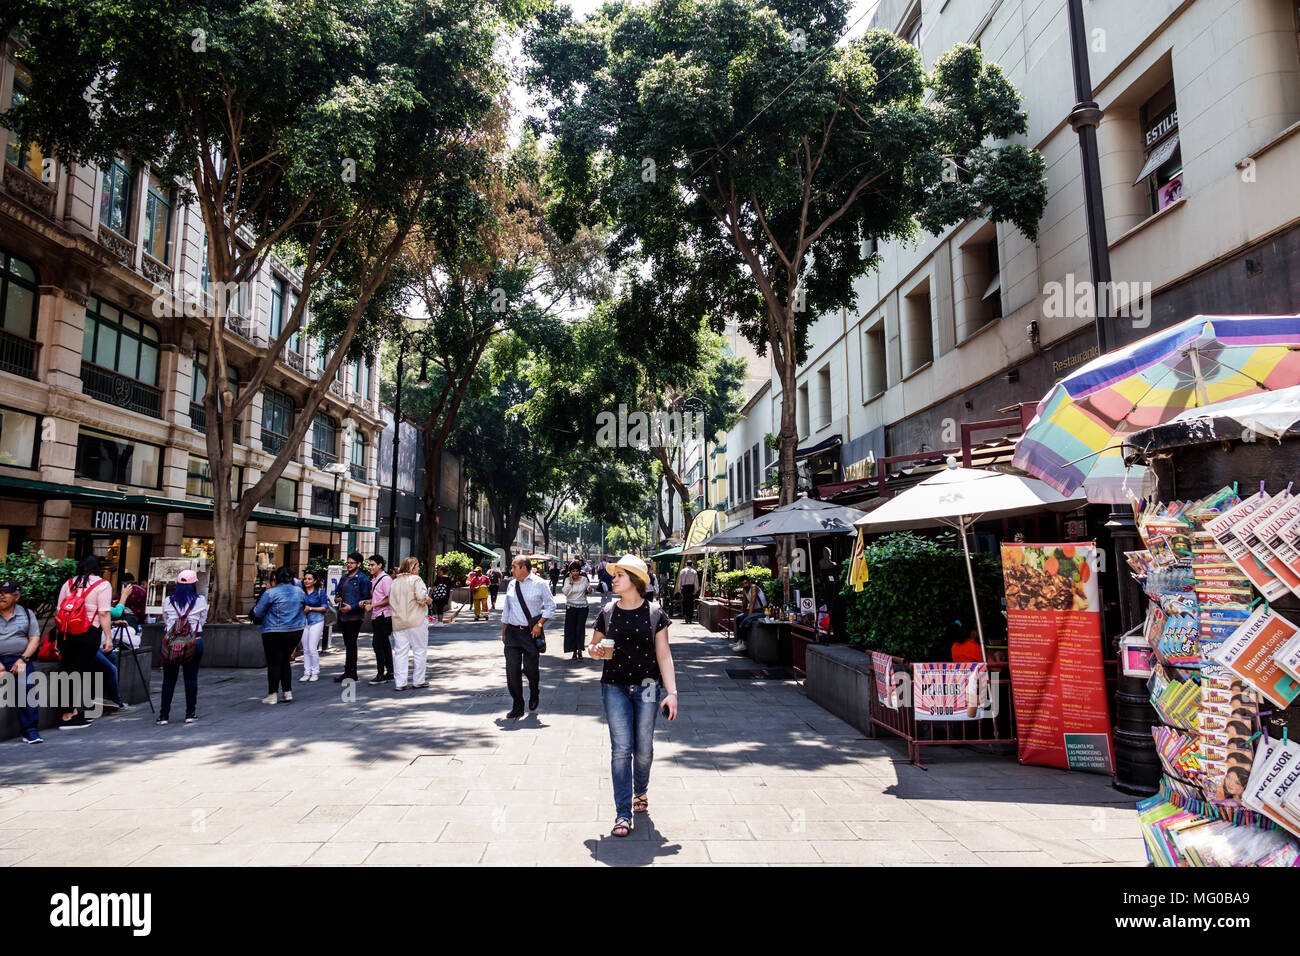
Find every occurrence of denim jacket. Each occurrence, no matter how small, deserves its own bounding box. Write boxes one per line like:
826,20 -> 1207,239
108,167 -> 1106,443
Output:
252,584 -> 308,633
332,570 -> 372,622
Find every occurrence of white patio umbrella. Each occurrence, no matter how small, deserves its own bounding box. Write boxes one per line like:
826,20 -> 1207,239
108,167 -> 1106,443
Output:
854,458 -> 1086,660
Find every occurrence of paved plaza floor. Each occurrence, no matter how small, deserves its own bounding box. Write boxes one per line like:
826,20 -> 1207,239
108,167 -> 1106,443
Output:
0,600 -> 1147,866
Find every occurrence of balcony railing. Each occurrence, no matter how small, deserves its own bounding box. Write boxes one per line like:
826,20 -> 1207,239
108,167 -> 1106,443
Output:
350,462 -> 366,482
0,329 -> 39,379
189,402 -> 242,443
261,428 -> 292,458
311,446 -> 338,469
81,361 -> 162,418
283,349 -> 304,373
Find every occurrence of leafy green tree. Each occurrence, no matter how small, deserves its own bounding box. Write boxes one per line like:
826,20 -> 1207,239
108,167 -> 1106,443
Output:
527,0 -> 1047,505
3,0 -> 529,618
0,542 -> 77,623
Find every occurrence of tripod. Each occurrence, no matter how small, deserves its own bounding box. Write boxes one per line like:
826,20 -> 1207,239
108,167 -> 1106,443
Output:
111,620 -> 155,715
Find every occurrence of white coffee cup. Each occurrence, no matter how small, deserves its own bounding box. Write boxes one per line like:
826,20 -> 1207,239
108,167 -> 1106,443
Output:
600,638 -> 615,658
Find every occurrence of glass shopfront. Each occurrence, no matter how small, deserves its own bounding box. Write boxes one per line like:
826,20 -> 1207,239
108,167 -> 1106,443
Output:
67,531 -> 149,594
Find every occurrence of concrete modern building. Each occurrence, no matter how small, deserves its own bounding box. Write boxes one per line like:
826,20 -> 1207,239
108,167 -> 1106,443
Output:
0,39 -> 383,600
725,0 -> 1300,504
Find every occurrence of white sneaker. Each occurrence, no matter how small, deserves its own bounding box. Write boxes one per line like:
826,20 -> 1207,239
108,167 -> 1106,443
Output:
299,674 -> 312,683
262,694 -> 278,705
283,690 -> 293,702
308,674 -> 319,682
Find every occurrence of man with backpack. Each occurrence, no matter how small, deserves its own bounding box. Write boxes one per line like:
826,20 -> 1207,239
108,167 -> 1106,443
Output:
0,581 -> 43,743
487,564 -> 502,610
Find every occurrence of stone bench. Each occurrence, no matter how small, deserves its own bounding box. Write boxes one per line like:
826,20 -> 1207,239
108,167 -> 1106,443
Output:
0,646 -> 153,741
804,643 -> 874,737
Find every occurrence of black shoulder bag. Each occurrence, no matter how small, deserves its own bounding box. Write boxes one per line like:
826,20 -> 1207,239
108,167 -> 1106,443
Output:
515,583 -> 546,654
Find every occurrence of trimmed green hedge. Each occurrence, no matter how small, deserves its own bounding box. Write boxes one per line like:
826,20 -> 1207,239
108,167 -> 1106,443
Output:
842,532 -> 1003,661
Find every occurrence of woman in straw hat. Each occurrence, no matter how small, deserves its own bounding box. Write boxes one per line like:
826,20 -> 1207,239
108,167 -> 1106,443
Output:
589,554 -> 679,838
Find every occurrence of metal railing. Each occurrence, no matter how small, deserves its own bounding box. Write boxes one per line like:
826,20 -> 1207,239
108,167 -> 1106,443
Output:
80,361 -> 162,418
311,446 -> 338,469
283,349 -> 304,373
0,329 -> 39,379
261,428 -> 291,458
350,462 -> 366,482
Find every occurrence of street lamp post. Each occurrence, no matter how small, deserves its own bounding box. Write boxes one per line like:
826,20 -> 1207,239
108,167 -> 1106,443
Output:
325,461 -> 350,560
1065,0 -> 1159,795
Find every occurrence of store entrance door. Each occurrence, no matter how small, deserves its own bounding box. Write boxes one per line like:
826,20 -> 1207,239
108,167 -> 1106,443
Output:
67,533 -> 152,593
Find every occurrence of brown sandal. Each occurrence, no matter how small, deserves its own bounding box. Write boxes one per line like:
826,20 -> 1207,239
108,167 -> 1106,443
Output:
611,817 -> 632,837
632,795 -> 648,813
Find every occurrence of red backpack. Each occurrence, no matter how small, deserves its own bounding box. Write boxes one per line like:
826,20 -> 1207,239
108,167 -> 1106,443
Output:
54,578 -> 92,636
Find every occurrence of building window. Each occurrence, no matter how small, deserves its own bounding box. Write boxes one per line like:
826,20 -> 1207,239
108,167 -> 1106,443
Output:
1136,82 -> 1182,214
902,4 -> 922,48
260,476 -> 298,513
350,430 -> 366,481
315,338 -> 328,373
863,320 -> 887,398
81,296 -> 160,385
0,405 -> 39,469
191,352 -> 240,415
75,427 -> 162,488
751,443 -> 760,497
99,158 -> 134,237
4,60 -> 44,180
797,382 -> 810,438
817,366 -> 832,429
269,276 -> 284,339
287,289 -> 300,353
728,464 -> 735,504
0,251 -> 37,348
311,484 -> 339,518
143,172 -> 172,263
261,387 -> 294,455
312,413 -> 338,468
186,455 -> 242,500
903,279 -> 934,375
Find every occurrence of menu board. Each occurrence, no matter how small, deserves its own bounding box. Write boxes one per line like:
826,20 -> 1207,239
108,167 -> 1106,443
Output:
1001,543 -> 1114,774
912,662 -> 987,721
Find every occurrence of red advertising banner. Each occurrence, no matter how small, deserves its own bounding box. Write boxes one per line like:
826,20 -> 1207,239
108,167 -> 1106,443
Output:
1001,543 -> 1114,774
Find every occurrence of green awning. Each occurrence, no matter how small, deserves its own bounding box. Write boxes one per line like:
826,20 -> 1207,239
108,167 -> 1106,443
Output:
651,545 -> 682,558
464,540 -> 499,560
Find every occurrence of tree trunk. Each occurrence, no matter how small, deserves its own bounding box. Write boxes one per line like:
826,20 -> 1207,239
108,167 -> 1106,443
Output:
653,445 -> 693,541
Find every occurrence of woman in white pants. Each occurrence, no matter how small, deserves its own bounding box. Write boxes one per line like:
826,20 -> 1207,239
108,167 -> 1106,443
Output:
299,570 -> 328,682
389,557 -> 433,691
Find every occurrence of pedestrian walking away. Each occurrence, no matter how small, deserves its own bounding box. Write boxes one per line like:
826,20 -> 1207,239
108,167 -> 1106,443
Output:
487,564 -> 502,610
299,571 -> 328,682
562,561 -> 591,659
548,560 -> 561,595
677,559 -> 698,624
363,555 -> 395,684
159,570 -> 207,725
331,552 -> 371,682
253,566 -> 306,703
389,557 -> 433,690
430,566 -> 452,626
53,555 -> 115,730
0,580 -> 45,743
589,554 -> 679,838
499,557 -> 555,718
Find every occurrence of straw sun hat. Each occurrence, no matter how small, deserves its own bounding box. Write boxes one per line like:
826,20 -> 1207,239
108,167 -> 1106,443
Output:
608,554 -> 650,587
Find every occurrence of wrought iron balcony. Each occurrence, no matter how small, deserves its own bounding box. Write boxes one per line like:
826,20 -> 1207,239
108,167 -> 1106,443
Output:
350,462 -> 366,482
81,361 -> 162,418
261,427 -> 291,458
0,329 -> 39,379
189,402 -> 241,442
311,446 -> 338,469
283,349 -> 304,373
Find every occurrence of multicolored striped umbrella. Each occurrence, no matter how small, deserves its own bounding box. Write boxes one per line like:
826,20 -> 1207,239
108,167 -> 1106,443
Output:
1012,315 -> 1300,502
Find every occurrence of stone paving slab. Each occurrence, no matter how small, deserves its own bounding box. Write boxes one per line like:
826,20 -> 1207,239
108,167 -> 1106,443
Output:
0,601 -> 1148,866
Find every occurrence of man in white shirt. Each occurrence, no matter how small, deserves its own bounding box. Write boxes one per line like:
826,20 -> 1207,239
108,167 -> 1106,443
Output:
677,560 -> 699,624
500,557 -> 556,718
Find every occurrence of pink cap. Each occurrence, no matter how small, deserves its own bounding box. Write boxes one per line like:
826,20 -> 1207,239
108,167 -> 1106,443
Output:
177,570 -> 198,584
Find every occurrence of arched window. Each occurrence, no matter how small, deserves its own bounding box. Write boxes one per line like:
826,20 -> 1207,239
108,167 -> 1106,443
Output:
311,412 -> 338,468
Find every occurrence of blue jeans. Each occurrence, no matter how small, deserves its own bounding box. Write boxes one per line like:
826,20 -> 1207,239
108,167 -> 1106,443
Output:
1,655 -> 39,735
734,612 -> 763,641
602,681 -> 663,820
160,638 -> 204,719
94,649 -> 122,706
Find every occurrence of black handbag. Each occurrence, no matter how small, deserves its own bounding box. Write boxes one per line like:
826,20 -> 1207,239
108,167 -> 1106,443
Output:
515,584 -> 546,653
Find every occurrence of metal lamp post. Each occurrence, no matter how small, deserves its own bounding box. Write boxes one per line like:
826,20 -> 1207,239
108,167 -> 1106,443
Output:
1065,0 -> 1159,795
325,461 -> 350,560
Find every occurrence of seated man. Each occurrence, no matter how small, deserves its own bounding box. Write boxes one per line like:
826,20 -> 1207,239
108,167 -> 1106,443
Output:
0,580 -> 43,744
730,577 -> 768,652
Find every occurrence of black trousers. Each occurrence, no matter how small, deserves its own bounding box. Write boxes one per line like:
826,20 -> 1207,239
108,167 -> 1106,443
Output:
59,629 -> 101,719
503,625 -> 539,709
372,615 -> 394,677
563,604 -> 589,653
488,585 -> 499,608
264,630 -> 302,694
680,585 -> 697,623
338,619 -> 362,678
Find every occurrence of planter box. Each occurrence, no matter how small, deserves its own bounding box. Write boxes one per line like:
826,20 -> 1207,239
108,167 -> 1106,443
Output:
748,619 -> 793,666
452,586 -> 472,605
0,649 -> 152,740
804,644 -> 875,737
145,622 -> 266,668
115,645 -> 153,706
699,599 -> 721,632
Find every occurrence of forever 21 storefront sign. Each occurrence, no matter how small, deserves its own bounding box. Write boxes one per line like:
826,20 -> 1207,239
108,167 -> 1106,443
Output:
92,511 -> 151,533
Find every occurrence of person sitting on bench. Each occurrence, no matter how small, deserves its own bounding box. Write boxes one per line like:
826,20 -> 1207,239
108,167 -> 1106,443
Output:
730,577 -> 768,653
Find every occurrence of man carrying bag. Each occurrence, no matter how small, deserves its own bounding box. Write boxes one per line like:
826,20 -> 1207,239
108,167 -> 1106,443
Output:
500,556 -> 555,719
